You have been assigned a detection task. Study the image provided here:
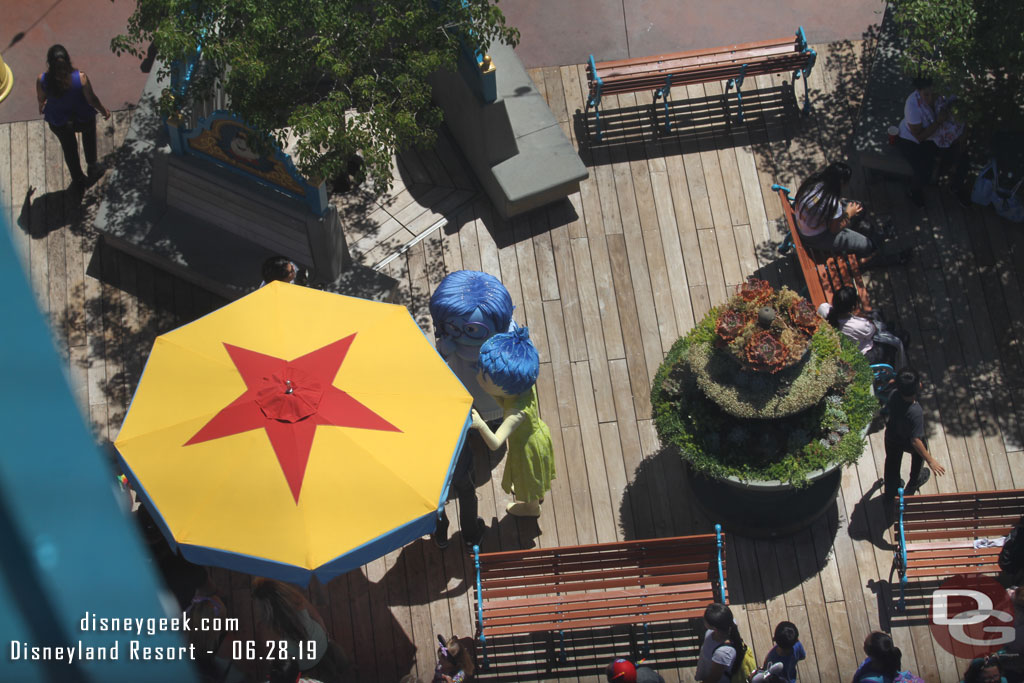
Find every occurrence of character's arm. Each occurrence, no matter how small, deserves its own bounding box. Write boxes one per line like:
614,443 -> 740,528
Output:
471,408 -> 526,451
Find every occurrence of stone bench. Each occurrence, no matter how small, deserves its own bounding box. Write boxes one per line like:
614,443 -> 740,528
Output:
94,67 -> 396,302
430,41 -> 589,219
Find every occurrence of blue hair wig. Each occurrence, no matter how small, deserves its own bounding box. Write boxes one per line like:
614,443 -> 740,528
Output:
478,327 -> 540,396
429,270 -> 514,333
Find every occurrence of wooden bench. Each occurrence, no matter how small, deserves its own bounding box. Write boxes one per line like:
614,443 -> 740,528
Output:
772,184 -> 869,311
585,27 -> 816,140
892,489 -> 1024,612
471,528 -> 726,668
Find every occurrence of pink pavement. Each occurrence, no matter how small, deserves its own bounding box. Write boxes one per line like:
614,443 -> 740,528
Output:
0,0 -> 150,124
0,0 -> 883,123
499,0 -> 884,68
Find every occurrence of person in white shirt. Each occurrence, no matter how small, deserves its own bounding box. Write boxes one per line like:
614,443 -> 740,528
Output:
817,286 -> 908,369
896,76 -> 971,208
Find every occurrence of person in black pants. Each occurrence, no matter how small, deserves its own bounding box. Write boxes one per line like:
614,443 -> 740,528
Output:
35,45 -> 110,189
883,369 -> 946,513
433,435 -> 485,550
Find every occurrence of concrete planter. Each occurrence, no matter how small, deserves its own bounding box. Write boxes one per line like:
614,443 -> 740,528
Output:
688,459 -> 844,539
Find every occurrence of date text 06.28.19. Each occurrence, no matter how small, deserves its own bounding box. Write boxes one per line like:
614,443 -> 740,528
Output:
231,640 -> 317,661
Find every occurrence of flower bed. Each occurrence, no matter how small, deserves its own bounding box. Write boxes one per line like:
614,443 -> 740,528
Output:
652,281 -> 875,486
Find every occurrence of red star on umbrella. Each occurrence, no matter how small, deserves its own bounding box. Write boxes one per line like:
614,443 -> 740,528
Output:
185,335 -> 401,502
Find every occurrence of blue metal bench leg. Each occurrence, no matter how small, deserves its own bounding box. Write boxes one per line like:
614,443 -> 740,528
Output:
654,74 -> 673,134
642,622 -> 651,658
559,630 -> 567,663
587,55 -> 604,141
725,64 -> 748,123
480,635 -> 489,669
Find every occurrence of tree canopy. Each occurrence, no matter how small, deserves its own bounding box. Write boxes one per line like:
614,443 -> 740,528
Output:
890,0 -> 1024,134
113,0 -> 519,193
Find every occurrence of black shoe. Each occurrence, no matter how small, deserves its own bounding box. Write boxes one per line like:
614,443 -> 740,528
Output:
432,527 -> 449,550
463,517 -> 486,550
906,188 -> 925,208
905,468 -> 931,496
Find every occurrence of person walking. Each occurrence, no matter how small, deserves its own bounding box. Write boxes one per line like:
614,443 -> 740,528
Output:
882,369 -> 946,514
35,44 -> 110,190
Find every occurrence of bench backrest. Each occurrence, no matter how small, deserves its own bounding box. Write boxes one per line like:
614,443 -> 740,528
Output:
477,533 -> 724,601
774,186 -> 827,308
588,28 -> 813,96
164,154 -> 316,266
774,185 -> 870,311
898,490 -> 1024,545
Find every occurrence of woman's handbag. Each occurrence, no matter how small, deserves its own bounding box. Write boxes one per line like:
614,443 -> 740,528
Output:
972,159 -> 998,206
994,177 -> 1024,223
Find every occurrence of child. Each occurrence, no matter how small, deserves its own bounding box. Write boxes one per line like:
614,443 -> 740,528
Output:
762,621 -> 806,683
695,602 -> 749,683
470,328 -> 555,517
434,635 -> 474,683
852,631 -> 904,682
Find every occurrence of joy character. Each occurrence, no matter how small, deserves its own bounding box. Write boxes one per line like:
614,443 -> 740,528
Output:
471,327 -> 555,517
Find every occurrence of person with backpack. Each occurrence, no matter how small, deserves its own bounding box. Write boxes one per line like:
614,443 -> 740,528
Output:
695,603 -> 755,683
851,631 -> 923,682
999,516 -> 1024,585
881,370 -> 946,517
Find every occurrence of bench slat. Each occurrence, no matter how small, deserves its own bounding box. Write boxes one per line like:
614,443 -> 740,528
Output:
894,489 -> 1024,612
482,581 -> 715,615
485,595 -> 714,629
474,531 -> 726,656
484,607 -> 709,638
478,535 -> 717,564
595,50 -> 802,82
480,552 -> 717,580
592,36 -> 797,72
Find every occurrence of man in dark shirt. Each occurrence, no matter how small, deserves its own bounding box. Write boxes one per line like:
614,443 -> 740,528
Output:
883,369 -> 946,509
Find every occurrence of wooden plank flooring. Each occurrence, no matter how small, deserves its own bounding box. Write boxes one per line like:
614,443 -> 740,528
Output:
2,40 -> 1022,682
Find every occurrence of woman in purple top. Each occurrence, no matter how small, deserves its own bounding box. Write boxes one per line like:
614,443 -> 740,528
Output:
35,45 -> 110,188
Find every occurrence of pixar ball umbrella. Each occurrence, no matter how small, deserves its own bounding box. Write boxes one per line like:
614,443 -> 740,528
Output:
114,282 -> 472,585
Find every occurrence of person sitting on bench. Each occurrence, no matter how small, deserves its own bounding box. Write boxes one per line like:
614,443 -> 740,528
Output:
818,286 -> 908,369
895,76 -> 971,209
794,163 -> 910,269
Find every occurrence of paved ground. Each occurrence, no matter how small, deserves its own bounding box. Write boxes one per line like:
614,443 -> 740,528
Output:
500,0 -> 888,67
0,0 -> 151,124
0,0 -> 889,124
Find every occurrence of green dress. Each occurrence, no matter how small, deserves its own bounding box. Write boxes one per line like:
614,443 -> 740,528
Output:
498,386 -> 555,502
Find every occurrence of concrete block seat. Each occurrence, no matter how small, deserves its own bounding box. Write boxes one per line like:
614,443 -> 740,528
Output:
431,42 -> 588,219
94,69 -> 396,303
850,29 -> 913,182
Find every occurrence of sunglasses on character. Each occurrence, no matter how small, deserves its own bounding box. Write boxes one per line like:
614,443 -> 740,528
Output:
442,320 -> 491,340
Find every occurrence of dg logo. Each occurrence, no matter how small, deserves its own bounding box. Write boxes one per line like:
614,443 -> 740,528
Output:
930,574 -> 1016,658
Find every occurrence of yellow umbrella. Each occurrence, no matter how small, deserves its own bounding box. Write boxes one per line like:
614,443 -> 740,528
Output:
115,282 -> 472,584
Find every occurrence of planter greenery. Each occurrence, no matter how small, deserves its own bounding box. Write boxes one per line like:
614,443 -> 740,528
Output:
652,279 -> 875,487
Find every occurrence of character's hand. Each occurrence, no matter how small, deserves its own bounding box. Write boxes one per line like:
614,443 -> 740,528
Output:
845,201 -> 863,217
930,459 -> 947,477
470,409 -> 486,430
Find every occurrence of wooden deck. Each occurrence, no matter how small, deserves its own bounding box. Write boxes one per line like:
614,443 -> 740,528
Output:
3,39 -> 1024,682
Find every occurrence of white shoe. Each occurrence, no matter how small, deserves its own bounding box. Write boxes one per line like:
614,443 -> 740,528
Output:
506,500 -> 541,517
